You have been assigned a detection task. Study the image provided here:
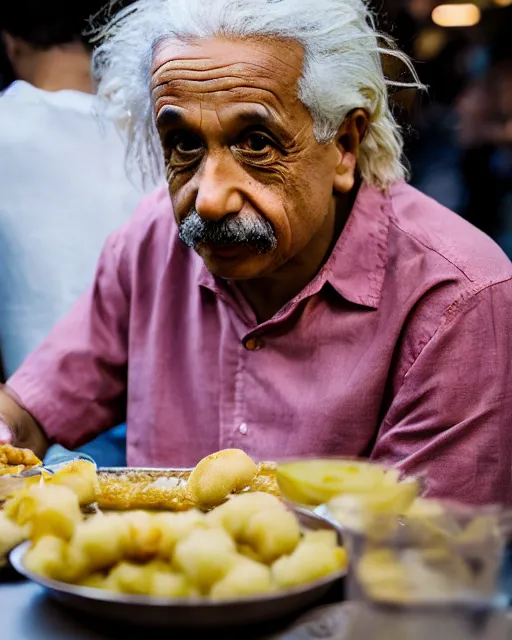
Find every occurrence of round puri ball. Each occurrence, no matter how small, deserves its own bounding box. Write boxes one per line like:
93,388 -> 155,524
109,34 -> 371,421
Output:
173,527 -> 236,592
272,540 -> 347,588
187,449 -> 258,508
8,484 -> 82,541
0,511 -> 27,563
210,556 -> 273,599
244,507 -> 301,563
153,510 -> 206,557
67,513 -> 129,576
206,491 -> 282,540
46,460 -> 99,506
24,535 -> 68,580
107,559 -> 194,596
123,511 -> 161,561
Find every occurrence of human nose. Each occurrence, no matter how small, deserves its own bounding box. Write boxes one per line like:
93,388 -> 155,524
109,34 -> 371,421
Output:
194,151 -> 244,222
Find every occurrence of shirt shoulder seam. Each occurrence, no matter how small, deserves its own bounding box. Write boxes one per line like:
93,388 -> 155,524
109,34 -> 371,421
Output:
399,277 -> 512,386
388,212 -> 473,284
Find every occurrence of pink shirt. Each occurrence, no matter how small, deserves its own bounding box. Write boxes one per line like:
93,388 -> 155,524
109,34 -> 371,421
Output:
8,182 -> 512,505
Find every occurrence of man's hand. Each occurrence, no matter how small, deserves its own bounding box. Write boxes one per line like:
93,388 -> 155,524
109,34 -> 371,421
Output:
0,387 -> 49,459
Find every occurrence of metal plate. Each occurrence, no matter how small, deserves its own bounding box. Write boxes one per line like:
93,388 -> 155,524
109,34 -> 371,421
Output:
9,509 -> 346,628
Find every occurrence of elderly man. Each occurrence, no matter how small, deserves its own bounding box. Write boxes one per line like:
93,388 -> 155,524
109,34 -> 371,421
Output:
1,0 -> 511,505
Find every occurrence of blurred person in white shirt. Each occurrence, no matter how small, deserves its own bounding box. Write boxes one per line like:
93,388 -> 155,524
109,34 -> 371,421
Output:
0,1 -> 151,464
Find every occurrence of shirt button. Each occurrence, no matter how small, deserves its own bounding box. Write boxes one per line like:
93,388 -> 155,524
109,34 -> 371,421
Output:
239,422 -> 248,435
244,337 -> 261,351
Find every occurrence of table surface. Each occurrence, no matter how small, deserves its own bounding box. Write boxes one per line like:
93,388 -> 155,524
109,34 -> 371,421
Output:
3,579 -> 119,640
0,572 -> 329,640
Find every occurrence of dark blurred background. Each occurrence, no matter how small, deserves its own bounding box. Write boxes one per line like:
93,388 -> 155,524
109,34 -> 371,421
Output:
382,0 -> 512,255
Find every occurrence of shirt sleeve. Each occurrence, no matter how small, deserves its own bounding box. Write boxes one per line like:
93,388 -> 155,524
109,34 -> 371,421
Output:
372,279 -> 512,506
6,229 -> 129,449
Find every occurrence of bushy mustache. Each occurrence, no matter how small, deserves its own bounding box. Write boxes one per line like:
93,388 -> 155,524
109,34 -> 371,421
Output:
178,209 -> 277,254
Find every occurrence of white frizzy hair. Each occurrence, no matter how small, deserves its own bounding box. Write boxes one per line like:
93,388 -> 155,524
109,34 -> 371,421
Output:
92,0 -> 423,189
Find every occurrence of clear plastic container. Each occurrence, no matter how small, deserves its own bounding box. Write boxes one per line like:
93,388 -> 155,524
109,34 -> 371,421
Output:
329,498 -> 511,640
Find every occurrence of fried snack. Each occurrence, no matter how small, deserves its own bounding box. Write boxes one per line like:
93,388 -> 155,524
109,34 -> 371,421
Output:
1,458 -> 98,507
244,507 -> 302,563
154,510 -> 207,556
24,535 -> 69,580
43,460 -> 98,505
96,455 -> 279,512
206,491 -> 283,539
173,527 -> 237,592
97,471 -> 194,511
20,486 -> 346,600
246,461 -> 281,497
0,465 -> 25,476
0,511 -> 28,567
106,559 -> 195,596
5,483 -> 82,541
186,449 -> 258,508
210,556 -> 273,599
66,513 -> 130,578
123,511 -> 163,561
272,539 -> 347,588
0,444 -> 41,476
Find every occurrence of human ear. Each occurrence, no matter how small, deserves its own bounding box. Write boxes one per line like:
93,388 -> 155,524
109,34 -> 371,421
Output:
332,108 -> 368,194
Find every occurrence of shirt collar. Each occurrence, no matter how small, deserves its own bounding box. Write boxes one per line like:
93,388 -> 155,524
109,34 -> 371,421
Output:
198,182 -> 391,309
325,183 -> 391,309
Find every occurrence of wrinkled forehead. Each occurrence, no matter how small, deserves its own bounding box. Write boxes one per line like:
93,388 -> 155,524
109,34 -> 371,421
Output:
150,36 -> 305,112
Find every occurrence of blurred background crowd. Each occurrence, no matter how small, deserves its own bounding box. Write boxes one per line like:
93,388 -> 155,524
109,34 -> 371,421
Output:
0,0 -> 510,464
381,0 -> 512,252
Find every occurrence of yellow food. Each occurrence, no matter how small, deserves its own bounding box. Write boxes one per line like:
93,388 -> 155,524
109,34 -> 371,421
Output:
0,456 -> 97,506
173,527 -> 236,592
154,510 -> 207,556
277,459 -> 418,507
244,507 -> 301,563
5,483 -> 82,540
236,543 -> 260,562
24,535 -> 68,580
0,511 -> 28,566
150,568 -> 195,597
123,511 -> 162,561
107,559 -> 194,596
0,444 -> 41,475
6,449 -> 348,601
272,540 -> 347,588
186,448 -> 258,508
79,573 -> 109,589
210,557 -> 273,599
97,471 -> 193,511
95,459 -> 278,511
301,529 -> 338,548
67,514 -> 129,575
0,464 -> 26,476
42,460 -> 98,505
206,491 -> 282,539
245,462 -> 281,497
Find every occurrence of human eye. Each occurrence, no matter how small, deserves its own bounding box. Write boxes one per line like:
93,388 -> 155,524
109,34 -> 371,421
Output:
165,132 -> 204,167
240,131 -> 275,154
233,129 -> 283,168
